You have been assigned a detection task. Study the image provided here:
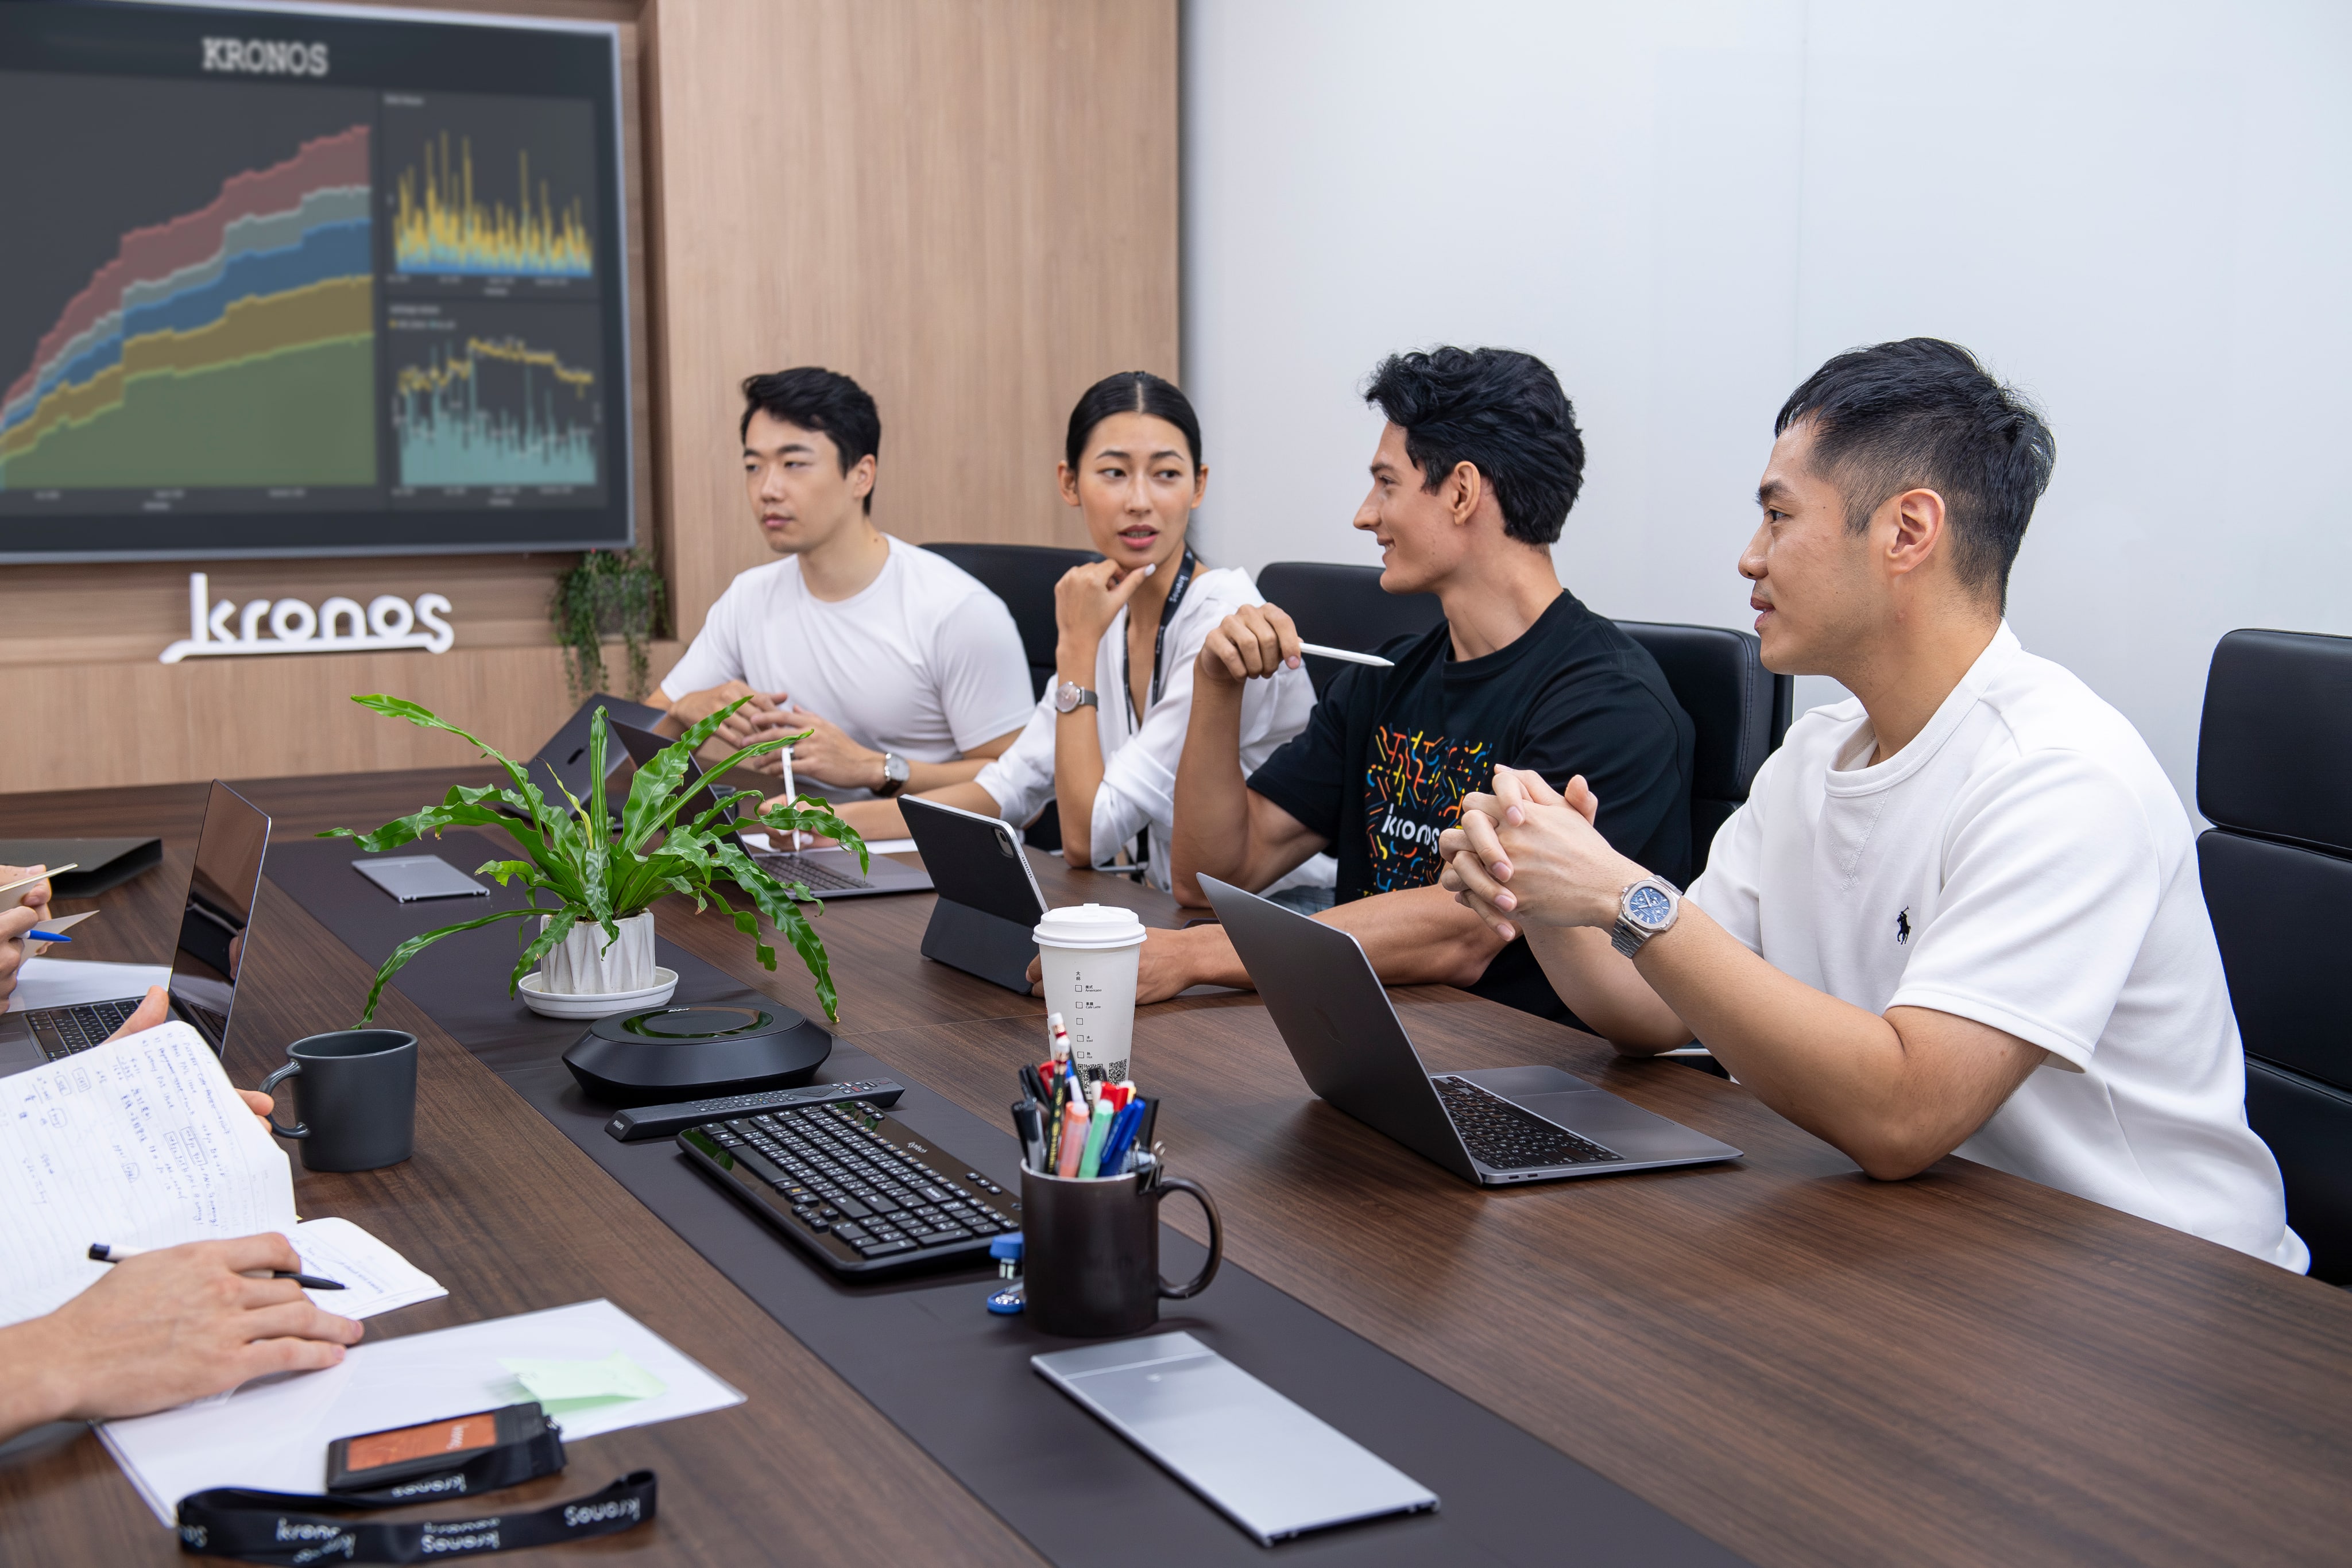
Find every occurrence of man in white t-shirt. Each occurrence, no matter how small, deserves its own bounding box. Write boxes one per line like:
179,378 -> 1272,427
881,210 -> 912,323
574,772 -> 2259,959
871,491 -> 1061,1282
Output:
659,367 -> 1034,801
1436,338 -> 2305,1271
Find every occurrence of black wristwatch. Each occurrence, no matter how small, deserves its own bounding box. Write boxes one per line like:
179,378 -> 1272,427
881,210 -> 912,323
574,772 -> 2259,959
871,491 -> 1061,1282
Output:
874,752 -> 910,797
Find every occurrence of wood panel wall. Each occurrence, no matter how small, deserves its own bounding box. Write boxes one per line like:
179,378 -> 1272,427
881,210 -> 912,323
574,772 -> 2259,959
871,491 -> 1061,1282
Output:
0,0 -> 1179,793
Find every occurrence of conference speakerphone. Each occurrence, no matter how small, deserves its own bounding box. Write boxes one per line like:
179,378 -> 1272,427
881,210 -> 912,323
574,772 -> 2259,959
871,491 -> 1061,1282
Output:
563,1000 -> 834,1106
680,1099 -> 1018,1276
602,1079 -> 905,1143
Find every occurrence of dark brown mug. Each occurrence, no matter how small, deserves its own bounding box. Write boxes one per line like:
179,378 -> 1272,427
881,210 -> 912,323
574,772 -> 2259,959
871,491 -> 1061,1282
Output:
1020,1163 -> 1221,1337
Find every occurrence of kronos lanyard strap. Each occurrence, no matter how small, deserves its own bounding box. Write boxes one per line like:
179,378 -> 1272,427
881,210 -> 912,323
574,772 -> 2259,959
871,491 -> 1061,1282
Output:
1114,545 -> 1197,876
176,1471 -> 656,1564
1119,544 -> 1198,728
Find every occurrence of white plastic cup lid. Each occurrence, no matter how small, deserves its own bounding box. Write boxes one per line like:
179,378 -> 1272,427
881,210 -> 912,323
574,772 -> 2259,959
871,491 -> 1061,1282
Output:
1032,903 -> 1147,950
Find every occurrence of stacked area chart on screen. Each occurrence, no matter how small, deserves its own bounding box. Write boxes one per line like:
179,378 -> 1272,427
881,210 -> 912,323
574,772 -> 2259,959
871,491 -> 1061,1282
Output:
0,76 -> 380,501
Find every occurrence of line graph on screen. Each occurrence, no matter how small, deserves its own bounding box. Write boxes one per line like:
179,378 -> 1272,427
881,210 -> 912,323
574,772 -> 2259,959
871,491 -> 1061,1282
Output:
394,331 -> 599,487
0,126 -> 377,491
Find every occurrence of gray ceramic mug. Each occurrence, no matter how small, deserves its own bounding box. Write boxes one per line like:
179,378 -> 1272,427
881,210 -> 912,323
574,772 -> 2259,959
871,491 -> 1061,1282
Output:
258,1030 -> 418,1172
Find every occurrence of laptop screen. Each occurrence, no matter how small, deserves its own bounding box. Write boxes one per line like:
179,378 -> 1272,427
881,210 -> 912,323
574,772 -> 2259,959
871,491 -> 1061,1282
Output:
612,721 -> 743,825
167,781 -> 270,1054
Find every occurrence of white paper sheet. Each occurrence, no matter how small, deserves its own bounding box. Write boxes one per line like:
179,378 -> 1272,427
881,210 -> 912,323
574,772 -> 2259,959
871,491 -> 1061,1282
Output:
98,1299 -> 746,1525
6,957 -> 171,1013
739,831 -> 917,855
0,1021 -> 295,1326
289,1217 -> 446,1318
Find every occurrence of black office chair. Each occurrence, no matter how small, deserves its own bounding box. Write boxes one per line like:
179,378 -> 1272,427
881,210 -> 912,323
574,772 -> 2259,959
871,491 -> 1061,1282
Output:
1254,561 -> 1442,696
923,541 -> 1101,851
2195,629 -> 2352,1284
922,541 -> 1102,698
1613,621 -> 1793,877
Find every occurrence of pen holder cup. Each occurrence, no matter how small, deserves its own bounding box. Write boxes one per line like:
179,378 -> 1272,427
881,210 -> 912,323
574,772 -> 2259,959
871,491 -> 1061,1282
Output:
257,1030 -> 418,1172
1020,1164 -> 1221,1338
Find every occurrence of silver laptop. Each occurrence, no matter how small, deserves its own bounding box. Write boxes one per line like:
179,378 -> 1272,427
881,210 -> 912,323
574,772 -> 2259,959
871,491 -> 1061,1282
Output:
0,781 -> 270,1075
1200,876 -> 1739,1184
610,721 -> 931,900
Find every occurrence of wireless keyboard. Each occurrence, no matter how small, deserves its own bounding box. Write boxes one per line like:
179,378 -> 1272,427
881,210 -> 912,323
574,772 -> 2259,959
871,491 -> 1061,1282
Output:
679,1097 -> 1019,1275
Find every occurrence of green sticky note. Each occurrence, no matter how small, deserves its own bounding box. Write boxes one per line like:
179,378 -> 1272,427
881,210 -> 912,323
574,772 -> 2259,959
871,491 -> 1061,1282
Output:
497,1350 -> 667,1407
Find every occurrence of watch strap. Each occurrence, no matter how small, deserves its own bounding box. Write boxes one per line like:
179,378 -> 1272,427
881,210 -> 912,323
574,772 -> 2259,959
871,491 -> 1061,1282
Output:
873,753 -> 910,797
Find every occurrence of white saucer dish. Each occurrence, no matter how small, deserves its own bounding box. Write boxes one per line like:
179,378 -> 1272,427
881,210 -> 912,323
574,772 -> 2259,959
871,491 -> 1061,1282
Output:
517,965 -> 680,1019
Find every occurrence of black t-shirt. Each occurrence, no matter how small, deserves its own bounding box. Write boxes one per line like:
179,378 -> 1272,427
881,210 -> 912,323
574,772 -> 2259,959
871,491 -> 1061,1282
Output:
1247,590 -> 1694,1021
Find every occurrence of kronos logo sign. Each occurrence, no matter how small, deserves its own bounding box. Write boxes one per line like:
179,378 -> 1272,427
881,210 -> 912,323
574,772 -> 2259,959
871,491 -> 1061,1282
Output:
202,36 -> 330,77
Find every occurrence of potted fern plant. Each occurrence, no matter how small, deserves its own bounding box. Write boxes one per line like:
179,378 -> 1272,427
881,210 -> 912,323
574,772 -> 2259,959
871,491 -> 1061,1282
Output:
325,694 -> 864,1026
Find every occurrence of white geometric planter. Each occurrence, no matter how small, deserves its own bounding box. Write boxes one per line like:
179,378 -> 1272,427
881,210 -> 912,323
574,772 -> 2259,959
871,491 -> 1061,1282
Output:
539,910 -> 656,995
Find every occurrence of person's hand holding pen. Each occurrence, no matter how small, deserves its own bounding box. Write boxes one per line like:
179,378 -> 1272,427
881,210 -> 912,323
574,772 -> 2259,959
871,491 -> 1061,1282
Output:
1194,601 -> 1304,688
0,864 -> 56,1005
0,1236 -> 363,1442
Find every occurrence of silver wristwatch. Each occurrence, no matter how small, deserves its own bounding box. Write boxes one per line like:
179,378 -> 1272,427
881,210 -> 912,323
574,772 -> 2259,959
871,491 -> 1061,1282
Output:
1610,876 -> 1682,959
874,751 -> 911,797
1053,680 -> 1099,715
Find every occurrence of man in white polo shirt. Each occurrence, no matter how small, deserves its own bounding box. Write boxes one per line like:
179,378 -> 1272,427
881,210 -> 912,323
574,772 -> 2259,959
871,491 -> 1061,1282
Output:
660,367 -> 1034,800
1436,338 -> 2305,1271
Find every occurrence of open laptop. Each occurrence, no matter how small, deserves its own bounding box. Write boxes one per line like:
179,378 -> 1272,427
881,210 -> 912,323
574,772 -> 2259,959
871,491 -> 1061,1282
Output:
900,795 -> 1049,991
1200,875 -> 1739,1184
0,781 -> 270,1075
610,721 -> 931,900
516,693 -> 667,818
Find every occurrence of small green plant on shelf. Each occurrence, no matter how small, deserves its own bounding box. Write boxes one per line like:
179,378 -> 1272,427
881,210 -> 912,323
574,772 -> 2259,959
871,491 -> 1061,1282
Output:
323,693 -> 863,1025
551,547 -> 667,701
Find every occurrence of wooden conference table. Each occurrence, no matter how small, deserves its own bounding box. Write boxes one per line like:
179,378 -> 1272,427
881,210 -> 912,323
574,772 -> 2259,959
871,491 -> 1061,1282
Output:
2,767 -> 2347,1567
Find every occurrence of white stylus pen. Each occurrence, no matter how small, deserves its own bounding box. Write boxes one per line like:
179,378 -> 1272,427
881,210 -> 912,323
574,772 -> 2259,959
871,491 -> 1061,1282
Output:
1297,642 -> 1395,668
780,746 -> 802,851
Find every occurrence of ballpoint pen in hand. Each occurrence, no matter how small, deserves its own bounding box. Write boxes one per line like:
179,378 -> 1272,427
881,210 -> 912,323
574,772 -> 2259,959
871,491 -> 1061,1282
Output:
87,1242 -> 345,1291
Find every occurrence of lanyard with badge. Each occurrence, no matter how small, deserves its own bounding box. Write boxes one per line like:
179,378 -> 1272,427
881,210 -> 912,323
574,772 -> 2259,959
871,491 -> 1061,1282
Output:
1111,544 -> 1196,873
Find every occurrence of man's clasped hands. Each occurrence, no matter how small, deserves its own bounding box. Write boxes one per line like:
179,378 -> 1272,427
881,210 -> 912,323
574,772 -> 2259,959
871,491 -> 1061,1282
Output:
1436,768 -> 1645,942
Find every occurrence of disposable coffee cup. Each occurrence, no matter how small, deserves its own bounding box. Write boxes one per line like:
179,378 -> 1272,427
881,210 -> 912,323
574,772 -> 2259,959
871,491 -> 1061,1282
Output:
1032,903 -> 1147,1083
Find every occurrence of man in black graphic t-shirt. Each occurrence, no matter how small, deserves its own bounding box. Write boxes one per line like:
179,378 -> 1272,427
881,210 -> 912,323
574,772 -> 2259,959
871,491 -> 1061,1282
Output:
1141,346 -> 1693,1021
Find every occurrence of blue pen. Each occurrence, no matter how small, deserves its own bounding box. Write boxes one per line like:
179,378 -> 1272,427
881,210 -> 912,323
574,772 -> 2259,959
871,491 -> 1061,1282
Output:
26,931 -> 70,943
1099,1102 -> 1144,1174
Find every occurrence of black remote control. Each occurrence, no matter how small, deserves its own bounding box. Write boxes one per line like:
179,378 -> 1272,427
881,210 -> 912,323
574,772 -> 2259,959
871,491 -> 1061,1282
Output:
602,1079 -> 906,1142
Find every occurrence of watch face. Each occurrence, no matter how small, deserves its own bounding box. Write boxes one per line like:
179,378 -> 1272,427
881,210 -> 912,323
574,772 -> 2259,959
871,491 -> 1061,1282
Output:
1626,883 -> 1675,928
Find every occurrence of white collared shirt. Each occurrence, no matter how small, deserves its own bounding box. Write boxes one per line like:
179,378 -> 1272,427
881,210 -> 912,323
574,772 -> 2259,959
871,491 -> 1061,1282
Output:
974,565 -> 1330,892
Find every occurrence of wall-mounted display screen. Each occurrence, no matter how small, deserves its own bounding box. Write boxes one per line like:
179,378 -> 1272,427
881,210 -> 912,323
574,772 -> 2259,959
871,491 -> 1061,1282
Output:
0,1 -> 630,561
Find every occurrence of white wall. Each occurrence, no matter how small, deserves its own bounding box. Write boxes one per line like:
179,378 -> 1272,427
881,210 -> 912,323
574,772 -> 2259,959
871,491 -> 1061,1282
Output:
1182,0 -> 2352,809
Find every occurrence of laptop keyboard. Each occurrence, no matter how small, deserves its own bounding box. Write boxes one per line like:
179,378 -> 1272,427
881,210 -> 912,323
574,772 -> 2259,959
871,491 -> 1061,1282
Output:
1433,1074 -> 1624,1170
26,997 -> 141,1060
751,851 -> 872,893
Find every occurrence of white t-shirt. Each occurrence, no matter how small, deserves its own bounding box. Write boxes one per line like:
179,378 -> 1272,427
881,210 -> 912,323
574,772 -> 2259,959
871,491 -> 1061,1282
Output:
660,536 -> 1035,800
973,564 -> 1333,893
1688,623 -> 2305,1271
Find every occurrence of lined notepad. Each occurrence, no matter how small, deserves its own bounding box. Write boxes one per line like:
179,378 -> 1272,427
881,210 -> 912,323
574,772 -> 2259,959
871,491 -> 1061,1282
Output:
0,1023 -> 441,1327
0,1022 -> 297,1327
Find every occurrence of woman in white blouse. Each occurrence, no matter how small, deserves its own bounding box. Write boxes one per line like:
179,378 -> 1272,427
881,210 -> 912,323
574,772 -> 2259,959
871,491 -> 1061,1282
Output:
825,371 -> 1326,893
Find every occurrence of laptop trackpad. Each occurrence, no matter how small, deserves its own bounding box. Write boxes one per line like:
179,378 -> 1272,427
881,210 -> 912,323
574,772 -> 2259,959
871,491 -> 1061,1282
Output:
1454,1064 -> 1598,1100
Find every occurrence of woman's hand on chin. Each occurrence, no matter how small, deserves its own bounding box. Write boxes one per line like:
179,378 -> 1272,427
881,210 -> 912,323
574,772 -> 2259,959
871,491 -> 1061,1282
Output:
1054,557 -> 1154,653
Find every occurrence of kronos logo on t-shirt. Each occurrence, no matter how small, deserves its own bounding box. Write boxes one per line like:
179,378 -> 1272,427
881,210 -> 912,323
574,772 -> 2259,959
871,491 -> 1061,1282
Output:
1361,726 -> 1492,895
